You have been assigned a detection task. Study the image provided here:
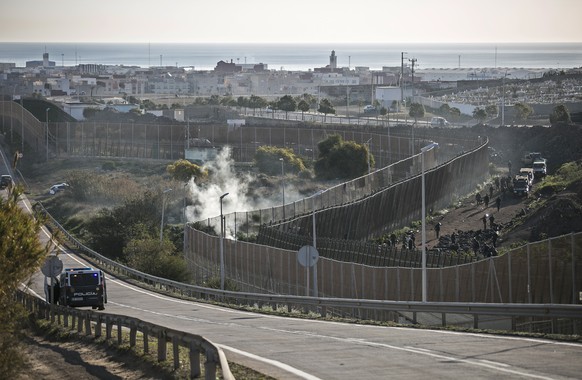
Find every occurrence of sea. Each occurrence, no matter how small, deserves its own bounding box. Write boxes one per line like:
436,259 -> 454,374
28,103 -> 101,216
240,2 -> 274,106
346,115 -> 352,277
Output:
1,42 -> 581,71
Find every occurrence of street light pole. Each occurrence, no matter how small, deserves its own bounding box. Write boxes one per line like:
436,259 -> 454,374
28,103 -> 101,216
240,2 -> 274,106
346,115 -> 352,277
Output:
219,192 -> 229,290
159,188 -> 173,242
45,108 -> 50,162
421,142 -> 439,303
21,96 -> 24,153
279,158 -> 285,218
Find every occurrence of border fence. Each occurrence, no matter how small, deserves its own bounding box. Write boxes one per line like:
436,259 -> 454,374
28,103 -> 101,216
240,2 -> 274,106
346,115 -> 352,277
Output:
186,229 -> 582,304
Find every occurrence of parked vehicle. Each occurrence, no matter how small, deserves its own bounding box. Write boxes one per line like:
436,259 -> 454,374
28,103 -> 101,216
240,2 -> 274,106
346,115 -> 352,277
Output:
57,267 -> 107,310
430,116 -> 449,127
533,160 -> 547,178
521,152 -> 544,165
513,176 -> 530,196
49,182 -> 69,194
0,174 -> 13,190
363,105 -> 376,113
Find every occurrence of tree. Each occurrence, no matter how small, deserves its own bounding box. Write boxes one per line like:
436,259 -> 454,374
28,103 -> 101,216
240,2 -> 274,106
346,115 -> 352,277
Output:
314,134 -> 374,179
318,98 -> 336,122
248,95 -> 268,115
82,107 -> 100,119
439,103 -> 451,117
485,104 -> 499,119
514,102 -> 533,121
380,106 -> 388,127
297,99 -> 310,120
408,103 -> 425,124
86,190 -> 166,260
0,187 -> 50,376
472,108 -> 487,124
255,146 -> 305,175
167,159 -> 207,182
449,107 -> 461,120
124,238 -> 190,282
549,104 -> 571,125
277,95 -> 297,120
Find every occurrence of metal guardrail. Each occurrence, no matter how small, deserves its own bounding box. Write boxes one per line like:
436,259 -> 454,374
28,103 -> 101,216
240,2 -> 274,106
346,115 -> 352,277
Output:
16,290 -> 234,380
35,202 -> 582,334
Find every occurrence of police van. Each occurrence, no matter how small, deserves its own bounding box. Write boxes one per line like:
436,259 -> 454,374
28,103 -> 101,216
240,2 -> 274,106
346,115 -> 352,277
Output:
57,267 -> 107,310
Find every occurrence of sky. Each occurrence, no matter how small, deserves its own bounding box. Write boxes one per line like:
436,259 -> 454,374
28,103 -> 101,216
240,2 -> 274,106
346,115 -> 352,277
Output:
1,0 -> 581,44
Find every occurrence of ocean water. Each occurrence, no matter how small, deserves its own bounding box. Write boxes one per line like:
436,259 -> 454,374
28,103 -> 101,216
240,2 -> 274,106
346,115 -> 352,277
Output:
0,42 -> 580,71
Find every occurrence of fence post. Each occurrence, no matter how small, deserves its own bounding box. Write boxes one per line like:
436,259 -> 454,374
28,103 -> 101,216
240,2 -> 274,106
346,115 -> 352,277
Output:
77,312 -> 83,333
549,239 -> 554,304
508,251 -> 513,303
130,321 -> 137,347
95,315 -> 102,338
117,318 -> 123,345
158,330 -> 167,362
204,349 -> 218,380
143,325 -> 149,354
85,311 -> 92,336
105,316 -> 112,339
527,243 -> 532,303
173,335 -> 180,370
572,233 -> 577,305
189,342 -> 202,378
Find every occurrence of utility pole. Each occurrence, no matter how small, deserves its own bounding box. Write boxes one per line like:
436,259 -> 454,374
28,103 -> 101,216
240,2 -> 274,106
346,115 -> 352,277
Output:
400,52 -> 407,106
409,58 -> 417,99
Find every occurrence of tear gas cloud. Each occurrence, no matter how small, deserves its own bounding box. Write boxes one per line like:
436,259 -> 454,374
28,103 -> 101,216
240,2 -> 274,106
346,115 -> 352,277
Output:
184,147 -> 306,225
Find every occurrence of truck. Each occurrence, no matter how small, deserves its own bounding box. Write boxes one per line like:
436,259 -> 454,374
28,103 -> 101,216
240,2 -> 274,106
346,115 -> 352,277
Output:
513,175 -> 530,196
521,152 -> 543,165
57,267 -> 107,310
532,160 -> 547,178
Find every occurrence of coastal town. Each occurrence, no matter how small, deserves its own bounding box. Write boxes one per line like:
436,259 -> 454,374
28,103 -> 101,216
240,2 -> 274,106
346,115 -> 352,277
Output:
2,50 -> 581,124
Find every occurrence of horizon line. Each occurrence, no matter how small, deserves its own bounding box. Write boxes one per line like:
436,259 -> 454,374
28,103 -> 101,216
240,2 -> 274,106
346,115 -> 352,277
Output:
2,41 -> 582,45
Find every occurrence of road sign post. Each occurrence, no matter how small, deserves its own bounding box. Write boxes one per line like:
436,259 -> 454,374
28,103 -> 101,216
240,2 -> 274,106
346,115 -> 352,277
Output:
41,255 -> 63,321
298,245 -> 319,297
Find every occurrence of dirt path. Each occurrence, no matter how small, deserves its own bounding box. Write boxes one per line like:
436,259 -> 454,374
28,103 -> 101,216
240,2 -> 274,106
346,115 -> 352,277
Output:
424,172 -> 530,253
16,331 -> 169,380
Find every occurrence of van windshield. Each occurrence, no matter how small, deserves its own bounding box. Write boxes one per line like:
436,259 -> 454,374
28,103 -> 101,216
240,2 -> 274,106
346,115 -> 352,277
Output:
69,273 -> 100,286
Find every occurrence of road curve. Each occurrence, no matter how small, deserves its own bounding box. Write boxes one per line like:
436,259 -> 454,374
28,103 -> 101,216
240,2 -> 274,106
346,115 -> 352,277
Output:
24,250 -> 582,380
4,142 -> 582,380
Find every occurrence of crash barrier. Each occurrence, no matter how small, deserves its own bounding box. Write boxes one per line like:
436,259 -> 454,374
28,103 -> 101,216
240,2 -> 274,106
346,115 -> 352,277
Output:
16,290 -> 234,380
33,204 -> 582,333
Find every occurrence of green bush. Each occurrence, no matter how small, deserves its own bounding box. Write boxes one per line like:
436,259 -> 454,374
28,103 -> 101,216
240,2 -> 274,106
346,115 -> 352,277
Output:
314,134 -> 374,179
102,161 -> 117,171
254,146 -> 306,175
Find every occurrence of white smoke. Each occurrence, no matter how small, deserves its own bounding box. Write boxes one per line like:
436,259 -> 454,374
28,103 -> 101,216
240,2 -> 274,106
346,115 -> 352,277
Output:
185,146 -> 286,224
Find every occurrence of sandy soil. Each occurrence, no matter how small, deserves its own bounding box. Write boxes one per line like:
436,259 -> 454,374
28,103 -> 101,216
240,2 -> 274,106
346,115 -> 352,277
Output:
16,331 -> 170,380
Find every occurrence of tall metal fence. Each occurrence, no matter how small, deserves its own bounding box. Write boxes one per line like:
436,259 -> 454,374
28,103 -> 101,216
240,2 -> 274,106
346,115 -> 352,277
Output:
185,229 -> 582,304
1,101 -> 473,169
185,139 -> 504,300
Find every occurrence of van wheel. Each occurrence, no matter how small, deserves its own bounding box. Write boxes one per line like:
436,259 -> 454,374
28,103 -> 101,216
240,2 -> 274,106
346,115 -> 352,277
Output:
98,305 -> 105,311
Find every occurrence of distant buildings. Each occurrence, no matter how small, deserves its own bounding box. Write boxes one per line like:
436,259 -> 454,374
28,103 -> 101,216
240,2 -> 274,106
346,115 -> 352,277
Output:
26,52 -> 55,68
2,49 -> 581,120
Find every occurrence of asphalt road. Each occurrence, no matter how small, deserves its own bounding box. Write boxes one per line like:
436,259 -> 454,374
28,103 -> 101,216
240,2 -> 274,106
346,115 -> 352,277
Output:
4,143 -> 581,380
22,250 -> 582,380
